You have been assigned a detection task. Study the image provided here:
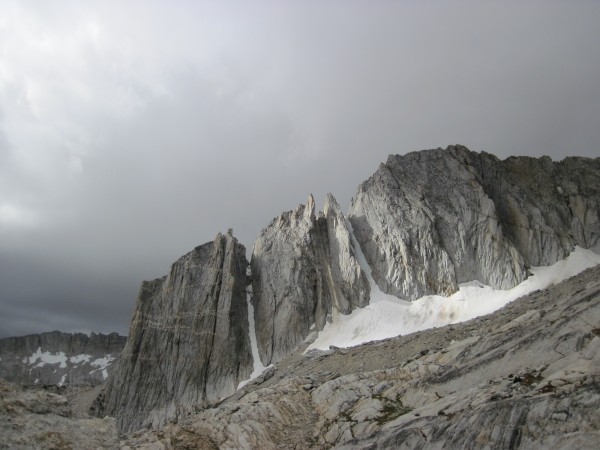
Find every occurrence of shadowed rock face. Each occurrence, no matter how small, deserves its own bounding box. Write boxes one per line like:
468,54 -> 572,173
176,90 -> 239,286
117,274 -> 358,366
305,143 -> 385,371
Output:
457,149 -> 600,265
251,194 -> 370,366
349,145 -> 600,300
0,331 -> 126,386
99,232 -> 252,434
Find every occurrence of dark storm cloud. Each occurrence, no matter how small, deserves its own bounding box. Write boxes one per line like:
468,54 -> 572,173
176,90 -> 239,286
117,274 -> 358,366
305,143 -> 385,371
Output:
1,1 -> 599,337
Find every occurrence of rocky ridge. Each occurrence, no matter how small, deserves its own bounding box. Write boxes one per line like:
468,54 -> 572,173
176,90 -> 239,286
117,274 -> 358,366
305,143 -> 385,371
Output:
349,145 -> 600,301
94,146 -> 600,435
99,231 -> 253,434
120,264 -> 600,449
0,331 -> 126,387
5,265 -> 600,448
3,146 -> 600,447
251,193 -> 370,366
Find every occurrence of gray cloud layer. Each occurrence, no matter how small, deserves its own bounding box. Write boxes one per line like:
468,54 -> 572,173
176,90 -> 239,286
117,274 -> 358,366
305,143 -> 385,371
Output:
1,1 -> 599,337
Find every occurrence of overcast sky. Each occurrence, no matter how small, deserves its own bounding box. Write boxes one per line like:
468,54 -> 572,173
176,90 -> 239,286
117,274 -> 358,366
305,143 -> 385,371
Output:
1,1 -> 599,338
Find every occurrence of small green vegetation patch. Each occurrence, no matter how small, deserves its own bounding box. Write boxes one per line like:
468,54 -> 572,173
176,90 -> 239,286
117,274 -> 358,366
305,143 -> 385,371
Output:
512,372 -> 544,386
376,400 -> 412,425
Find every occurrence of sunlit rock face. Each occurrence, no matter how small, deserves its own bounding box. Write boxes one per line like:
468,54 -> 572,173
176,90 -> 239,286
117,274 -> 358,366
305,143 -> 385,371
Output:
251,193 -> 370,366
349,145 -> 600,300
92,145 -> 600,437
99,232 -> 253,434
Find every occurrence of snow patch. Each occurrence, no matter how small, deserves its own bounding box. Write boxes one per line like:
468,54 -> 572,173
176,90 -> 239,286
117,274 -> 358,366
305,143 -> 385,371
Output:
27,348 -> 68,368
308,224 -> 600,351
237,285 -> 271,390
69,354 -> 92,364
88,355 -> 115,380
58,374 -> 66,387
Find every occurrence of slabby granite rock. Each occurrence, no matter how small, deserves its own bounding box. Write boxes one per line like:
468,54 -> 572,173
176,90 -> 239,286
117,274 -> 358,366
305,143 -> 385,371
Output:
323,194 -> 370,314
0,331 -> 126,387
251,194 -> 369,366
349,145 -> 600,300
0,378 -> 119,449
91,146 -> 599,440
454,147 -> 600,266
119,265 -> 600,450
99,232 -> 253,434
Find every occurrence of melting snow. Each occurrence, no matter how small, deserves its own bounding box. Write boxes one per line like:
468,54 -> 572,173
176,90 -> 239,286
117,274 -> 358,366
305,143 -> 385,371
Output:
308,222 -> 600,351
237,285 -> 271,389
69,354 -> 92,364
27,348 -> 68,368
89,355 -> 116,380
19,348 -> 115,383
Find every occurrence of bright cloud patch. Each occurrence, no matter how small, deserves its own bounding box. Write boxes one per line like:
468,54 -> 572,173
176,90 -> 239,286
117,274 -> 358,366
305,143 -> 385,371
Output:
0,202 -> 37,227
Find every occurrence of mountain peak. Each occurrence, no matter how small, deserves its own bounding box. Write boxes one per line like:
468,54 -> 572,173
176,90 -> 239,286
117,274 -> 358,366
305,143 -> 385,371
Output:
90,146 -> 600,434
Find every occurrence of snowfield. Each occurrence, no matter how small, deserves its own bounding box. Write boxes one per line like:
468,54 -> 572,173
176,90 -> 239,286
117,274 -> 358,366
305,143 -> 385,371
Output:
236,225 -> 600,388
237,286 -> 270,390
307,244 -> 600,351
21,349 -> 116,381
26,348 -> 68,368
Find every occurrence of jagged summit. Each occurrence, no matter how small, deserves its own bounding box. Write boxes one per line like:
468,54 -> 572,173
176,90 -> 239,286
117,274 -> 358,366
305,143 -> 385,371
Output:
86,145 -> 600,435
350,145 -> 600,300
252,193 -> 370,367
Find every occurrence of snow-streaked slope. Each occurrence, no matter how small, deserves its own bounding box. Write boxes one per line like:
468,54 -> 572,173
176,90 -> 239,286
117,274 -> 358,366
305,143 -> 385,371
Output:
21,348 -> 117,381
237,286 -> 270,389
308,222 -> 600,351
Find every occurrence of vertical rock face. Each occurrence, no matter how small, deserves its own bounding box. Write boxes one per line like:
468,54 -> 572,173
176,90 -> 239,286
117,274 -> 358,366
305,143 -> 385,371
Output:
349,145 -> 600,300
454,148 -> 600,266
251,194 -> 369,366
100,232 -> 252,434
323,194 -> 370,313
88,145 -> 598,436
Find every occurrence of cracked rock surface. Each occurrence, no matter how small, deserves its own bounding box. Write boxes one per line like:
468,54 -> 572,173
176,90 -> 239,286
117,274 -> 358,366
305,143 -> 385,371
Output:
98,232 -> 253,434
251,193 -> 369,366
120,264 -> 600,449
349,145 -> 600,300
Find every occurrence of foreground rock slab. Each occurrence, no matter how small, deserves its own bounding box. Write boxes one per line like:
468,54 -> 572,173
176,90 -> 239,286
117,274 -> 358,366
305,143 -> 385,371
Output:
121,265 -> 600,449
0,379 -> 119,449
